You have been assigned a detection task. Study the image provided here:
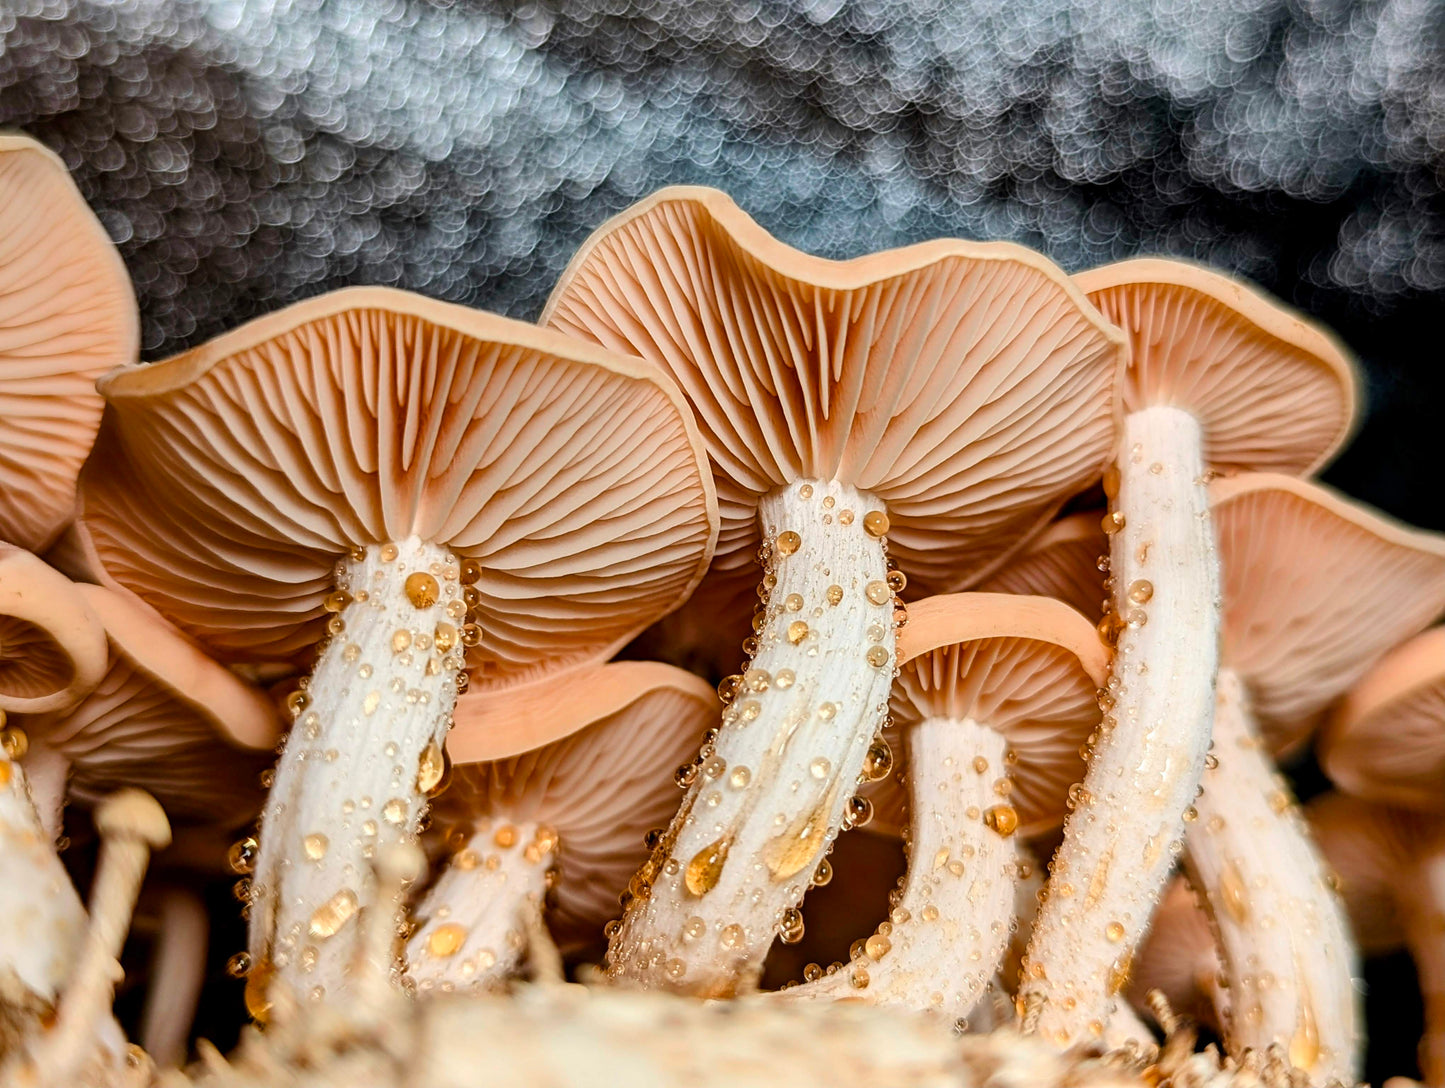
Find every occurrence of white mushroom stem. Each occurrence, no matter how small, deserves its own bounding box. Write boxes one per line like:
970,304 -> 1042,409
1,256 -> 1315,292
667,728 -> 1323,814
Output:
1020,405 -> 1220,1046
406,819 -> 557,993
783,718 -> 1017,1020
0,753 -> 88,1046
20,739 -> 70,843
1404,836 -> 1445,1086
139,887 -> 209,1068
250,537 -> 465,1006
610,479 -> 895,995
1183,668 -> 1359,1081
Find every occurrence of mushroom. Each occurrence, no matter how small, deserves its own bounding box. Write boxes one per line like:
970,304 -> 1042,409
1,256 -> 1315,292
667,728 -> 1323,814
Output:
779,593 -> 1106,1021
405,661 -> 717,991
13,584 -> 278,841
1305,793 -> 1445,1085
0,133 -> 137,553
0,544 -> 108,1043
71,287 -> 718,1003
1320,626 -> 1445,813
543,187 -> 1124,994
1130,876 -> 1226,1033
980,511 -> 1110,621
1018,261 -> 1358,1046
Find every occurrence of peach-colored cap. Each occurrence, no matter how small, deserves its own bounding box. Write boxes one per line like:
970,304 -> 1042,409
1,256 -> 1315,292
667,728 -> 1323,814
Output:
0,135 -> 138,552
543,187 -> 1125,597
75,287 -> 718,694
433,661 -> 717,951
1319,628 -> 1445,812
0,544 -> 108,714
1305,792 -> 1411,956
866,593 -> 1109,838
1077,258 -> 1358,475
1130,876 -> 1224,1030
1212,475 -> 1445,754
17,585 -> 278,824
980,511 -> 1107,622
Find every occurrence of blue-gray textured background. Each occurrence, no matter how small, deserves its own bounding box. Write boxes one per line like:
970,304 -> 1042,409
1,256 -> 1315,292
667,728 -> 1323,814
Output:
2,0 -> 1440,1074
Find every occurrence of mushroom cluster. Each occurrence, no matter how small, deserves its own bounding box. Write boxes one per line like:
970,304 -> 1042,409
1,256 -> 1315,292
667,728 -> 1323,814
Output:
3,133 -> 1445,1088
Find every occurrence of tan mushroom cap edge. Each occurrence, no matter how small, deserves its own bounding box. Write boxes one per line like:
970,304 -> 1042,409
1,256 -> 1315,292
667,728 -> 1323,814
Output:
1211,473 -> 1445,753
979,512 -> 1107,622
0,545 -> 107,714
77,285 -> 719,684
0,134 -> 138,553
1076,257 -> 1359,475
867,592 -> 1110,838
1319,627 -> 1445,811
542,185 -> 1126,594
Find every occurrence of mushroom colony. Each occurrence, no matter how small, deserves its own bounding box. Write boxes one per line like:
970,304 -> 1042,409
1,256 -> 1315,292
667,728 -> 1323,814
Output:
3,130 -> 1444,1088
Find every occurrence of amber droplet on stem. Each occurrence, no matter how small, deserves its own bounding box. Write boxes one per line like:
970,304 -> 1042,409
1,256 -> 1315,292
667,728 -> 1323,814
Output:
685,839 -> 730,896
404,572 -> 440,609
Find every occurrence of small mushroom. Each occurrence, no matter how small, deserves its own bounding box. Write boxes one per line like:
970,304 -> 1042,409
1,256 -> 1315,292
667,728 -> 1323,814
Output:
0,545 -> 108,1042
0,134 -> 137,553
73,287 -> 717,1002
1019,262 -> 1359,1046
14,584 -> 278,840
405,662 -> 715,991
781,593 -> 1106,1020
1130,876 -> 1226,1033
545,187 -> 1124,994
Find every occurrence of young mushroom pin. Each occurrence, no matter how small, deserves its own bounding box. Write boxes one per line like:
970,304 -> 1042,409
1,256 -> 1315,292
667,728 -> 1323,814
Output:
782,593 -> 1107,1020
543,187 -> 1124,994
72,288 -> 717,1005
407,661 -> 716,991
0,134 -> 137,553
1018,259 -> 1358,1046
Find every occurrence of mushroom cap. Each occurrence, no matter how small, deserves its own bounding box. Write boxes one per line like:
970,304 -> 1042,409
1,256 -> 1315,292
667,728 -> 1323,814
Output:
1304,792 -> 1411,956
979,511 -> 1107,622
434,661 -> 717,950
867,593 -> 1109,838
75,287 -> 718,691
94,788 -> 172,851
19,585 -> 277,825
0,544 -> 108,714
1319,628 -> 1445,812
543,187 -> 1125,596
1129,876 -> 1223,1029
0,134 -> 138,552
1077,257 -> 1357,475
1212,474 -> 1445,754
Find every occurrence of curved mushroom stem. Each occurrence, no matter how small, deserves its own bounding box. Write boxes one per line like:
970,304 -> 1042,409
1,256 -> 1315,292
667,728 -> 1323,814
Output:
21,740 -> 71,844
782,718 -> 1017,1020
1184,669 -> 1359,1081
609,480 -> 895,995
139,886 -> 209,1068
0,750 -> 88,1049
406,819 -> 557,992
1405,837 -> 1445,1086
1020,405 -> 1220,1046
250,537 -> 464,1007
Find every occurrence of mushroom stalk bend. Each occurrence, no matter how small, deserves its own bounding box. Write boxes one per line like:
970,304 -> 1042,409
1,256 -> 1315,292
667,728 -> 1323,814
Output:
251,537 -> 465,1005
610,480 -> 895,995
1406,838 -> 1445,1086
784,718 -> 1017,1020
406,819 -> 557,992
1020,405 -> 1220,1045
22,739 -> 70,843
1184,669 -> 1359,1081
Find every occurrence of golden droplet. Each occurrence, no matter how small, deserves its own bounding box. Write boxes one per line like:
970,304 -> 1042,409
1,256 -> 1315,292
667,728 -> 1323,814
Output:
460,558 -> 483,584
0,762 -> 11,787
461,623 -> 483,647
763,797 -> 832,881
404,572 -> 440,609
825,584 -> 844,606
774,668 -> 795,689
380,543 -> 400,562
1220,859 -> 1250,924
309,889 -> 359,938
323,590 -> 352,613
416,742 -> 446,794
864,581 -> 890,605
779,907 -> 805,944
1102,463 -> 1121,498
886,569 -> 907,593
863,510 -> 890,537
812,858 -> 833,886
362,691 -> 381,716
719,923 -> 744,949
776,530 -> 802,556
849,965 -> 871,989
1127,579 -> 1153,604
228,837 -> 258,874
433,622 -> 458,652
4,726 -> 33,759
427,922 -> 468,958
392,629 -> 413,654
1105,920 -> 1126,943
783,593 -> 804,612
494,825 -> 518,849
787,620 -> 809,644
1107,949 -> 1133,995
533,825 -> 560,855
303,833 -> 329,860
1101,511 -> 1125,534
1289,994 -> 1320,1072
728,766 -> 751,789
225,951 -> 252,978
862,739 -> 893,781
382,798 -> 408,825
685,839 -> 730,896
864,933 -> 891,960
865,645 -> 889,668
243,959 -> 274,1022
717,674 -> 742,703
984,804 -> 1019,837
